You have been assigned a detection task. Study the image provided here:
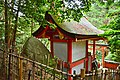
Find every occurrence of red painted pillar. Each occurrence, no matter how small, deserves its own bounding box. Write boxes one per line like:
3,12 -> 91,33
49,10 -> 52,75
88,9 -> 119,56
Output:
49,19 -> 54,57
67,40 -> 72,80
86,40 -> 88,73
93,40 -> 96,59
50,38 -> 54,58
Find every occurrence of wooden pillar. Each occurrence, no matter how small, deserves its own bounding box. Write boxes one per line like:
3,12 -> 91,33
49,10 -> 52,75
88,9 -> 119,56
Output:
8,54 -> 11,80
102,47 -> 105,67
50,38 -> 54,57
67,40 -> 72,80
50,41 -> 54,57
49,19 -> 54,57
80,68 -> 85,79
93,40 -> 96,59
86,40 -> 88,73
19,58 -> 23,80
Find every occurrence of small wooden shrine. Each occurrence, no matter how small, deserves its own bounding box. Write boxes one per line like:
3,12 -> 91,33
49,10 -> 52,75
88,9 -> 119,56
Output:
33,12 -> 105,76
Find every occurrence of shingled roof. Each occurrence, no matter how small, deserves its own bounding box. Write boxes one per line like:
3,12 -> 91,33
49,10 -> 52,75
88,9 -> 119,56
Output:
33,12 -> 104,40
60,17 -> 104,35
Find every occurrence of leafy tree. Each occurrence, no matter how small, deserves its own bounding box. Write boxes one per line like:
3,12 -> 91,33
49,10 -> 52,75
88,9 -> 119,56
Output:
85,3 -> 107,27
85,0 -> 120,62
1,0 -> 23,48
1,0 -> 92,49
20,0 -> 91,23
85,0 -> 117,27
100,0 -> 120,62
0,1 -> 4,43
103,15 -> 120,62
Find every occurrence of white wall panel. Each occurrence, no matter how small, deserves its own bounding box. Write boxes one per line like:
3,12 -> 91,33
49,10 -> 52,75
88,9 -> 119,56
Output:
53,42 -> 68,62
72,41 -> 86,62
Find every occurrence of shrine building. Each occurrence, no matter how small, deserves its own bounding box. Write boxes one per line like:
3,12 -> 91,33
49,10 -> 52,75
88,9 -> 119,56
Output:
33,12 -> 105,76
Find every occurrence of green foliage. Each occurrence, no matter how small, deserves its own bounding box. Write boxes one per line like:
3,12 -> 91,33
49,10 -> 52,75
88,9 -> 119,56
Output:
87,0 -> 120,62
86,3 -> 107,27
20,0 -> 92,23
0,0 -> 92,50
96,50 -> 102,61
0,2 -> 4,42
105,53 -> 115,60
16,17 -> 40,49
86,0 -> 120,28
102,13 -> 120,62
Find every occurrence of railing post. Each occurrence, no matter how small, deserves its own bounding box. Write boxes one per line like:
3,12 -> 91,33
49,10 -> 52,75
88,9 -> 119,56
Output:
80,68 -> 85,80
8,54 -> 11,80
28,70 -> 31,80
101,69 -> 103,79
116,66 -> 120,80
32,61 -> 35,80
118,67 -> 120,80
61,60 -> 64,80
104,70 -> 107,80
73,70 -> 76,80
68,62 -> 72,80
19,57 -> 23,80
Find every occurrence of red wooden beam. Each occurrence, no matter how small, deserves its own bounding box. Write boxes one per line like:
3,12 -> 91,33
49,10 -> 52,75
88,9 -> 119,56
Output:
57,58 -> 88,69
86,40 -> 88,73
104,61 -> 119,69
67,40 -> 72,64
67,40 -> 72,80
93,40 -> 96,60
35,25 -> 49,38
70,58 -> 87,68
50,39 -> 69,42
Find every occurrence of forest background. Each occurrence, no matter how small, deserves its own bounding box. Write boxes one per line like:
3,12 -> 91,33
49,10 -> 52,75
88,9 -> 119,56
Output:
0,0 -> 120,61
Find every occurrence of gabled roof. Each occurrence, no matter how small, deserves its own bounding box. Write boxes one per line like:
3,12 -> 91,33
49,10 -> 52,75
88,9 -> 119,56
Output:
60,18 -> 104,35
33,12 -> 104,40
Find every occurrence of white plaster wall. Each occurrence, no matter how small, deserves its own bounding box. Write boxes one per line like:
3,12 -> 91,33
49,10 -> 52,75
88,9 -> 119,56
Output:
53,42 -> 68,62
72,41 -> 86,62
72,63 -> 84,74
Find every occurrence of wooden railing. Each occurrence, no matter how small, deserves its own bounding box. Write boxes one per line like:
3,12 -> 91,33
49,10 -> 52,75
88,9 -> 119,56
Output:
0,48 -> 120,80
7,53 -> 74,80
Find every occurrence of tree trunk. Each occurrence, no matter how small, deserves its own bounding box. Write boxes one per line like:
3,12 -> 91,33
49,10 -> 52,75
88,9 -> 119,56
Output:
4,0 -> 9,79
4,0 -> 10,48
12,0 -> 21,48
